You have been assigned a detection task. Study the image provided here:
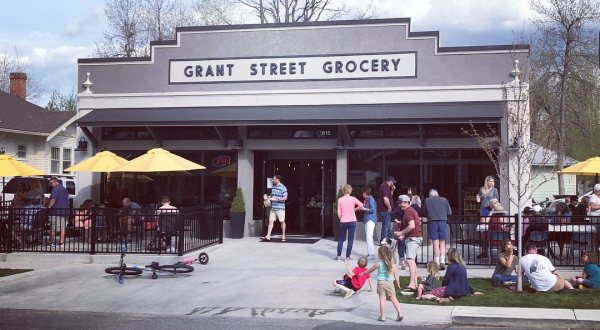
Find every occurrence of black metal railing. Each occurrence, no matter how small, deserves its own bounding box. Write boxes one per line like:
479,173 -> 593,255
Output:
403,214 -> 599,268
0,203 -> 223,255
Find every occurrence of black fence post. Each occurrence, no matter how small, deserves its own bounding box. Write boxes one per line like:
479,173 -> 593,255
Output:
7,206 -> 13,253
90,206 -> 97,255
177,211 -> 184,256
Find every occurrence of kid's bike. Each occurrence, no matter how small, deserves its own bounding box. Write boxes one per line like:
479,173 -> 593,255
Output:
105,250 -> 209,283
104,249 -> 143,284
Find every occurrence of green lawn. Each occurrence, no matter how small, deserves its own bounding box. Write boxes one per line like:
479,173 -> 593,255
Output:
0,268 -> 32,277
396,277 -> 600,309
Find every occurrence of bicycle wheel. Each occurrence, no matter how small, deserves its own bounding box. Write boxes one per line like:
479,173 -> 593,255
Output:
104,267 -> 142,276
159,263 -> 194,274
198,252 -> 209,265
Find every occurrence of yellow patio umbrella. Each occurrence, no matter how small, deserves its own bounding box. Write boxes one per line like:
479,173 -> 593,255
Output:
0,154 -> 44,201
559,157 -> 600,176
112,147 -> 206,172
64,150 -> 128,173
559,156 -> 600,183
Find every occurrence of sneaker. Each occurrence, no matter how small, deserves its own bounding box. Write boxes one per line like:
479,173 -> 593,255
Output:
378,315 -> 386,322
440,264 -> 446,271
396,315 -> 404,322
345,256 -> 353,261
333,256 -> 341,261
380,239 -> 387,245
344,290 -> 355,299
49,243 -> 56,247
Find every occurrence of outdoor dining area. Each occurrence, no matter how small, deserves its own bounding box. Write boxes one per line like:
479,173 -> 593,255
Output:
0,148 -> 223,256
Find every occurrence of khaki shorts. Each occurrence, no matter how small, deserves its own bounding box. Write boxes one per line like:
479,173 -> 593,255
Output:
269,210 -> 285,222
50,215 -> 67,232
550,275 -> 566,292
405,237 -> 423,260
377,281 -> 396,299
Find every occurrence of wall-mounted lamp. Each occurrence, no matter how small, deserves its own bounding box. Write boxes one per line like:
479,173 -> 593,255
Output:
74,137 -> 88,152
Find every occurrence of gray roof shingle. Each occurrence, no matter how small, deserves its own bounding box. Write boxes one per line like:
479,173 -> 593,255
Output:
0,91 -> 75,134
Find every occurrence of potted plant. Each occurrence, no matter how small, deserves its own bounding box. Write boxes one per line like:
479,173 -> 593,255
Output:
229,187 -> 246,239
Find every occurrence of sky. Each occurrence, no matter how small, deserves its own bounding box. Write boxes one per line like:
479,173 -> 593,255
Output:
0,0 -> 537,107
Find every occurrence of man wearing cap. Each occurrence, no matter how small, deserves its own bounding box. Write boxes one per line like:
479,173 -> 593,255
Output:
394,194 -> 423,291
425,189 -> 452,270
378,176 -> 396,244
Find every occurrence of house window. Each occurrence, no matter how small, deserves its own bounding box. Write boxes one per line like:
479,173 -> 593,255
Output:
51,147 -> 60,173
50,147 -> 73,174
62,148 -> 72,174
17,145 -> 27,159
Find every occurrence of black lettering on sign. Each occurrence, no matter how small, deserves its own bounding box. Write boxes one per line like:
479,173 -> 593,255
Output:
184,66 -> 193,77
227,64 -> 234,76
196,65 -> 203,77
392,58 -> 401,71
323,61 -> 332,73
299,62 -> 306,74
250,63 -> 257,76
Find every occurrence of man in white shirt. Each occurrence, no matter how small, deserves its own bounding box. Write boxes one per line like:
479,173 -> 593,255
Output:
589,183 -> 600,218
520,242 -> 573,292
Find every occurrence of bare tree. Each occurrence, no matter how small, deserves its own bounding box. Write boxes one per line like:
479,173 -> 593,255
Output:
142,0 -> 197,42
529,0 -> 600,194
0,43 -> 43,103
237,0 -> 379,23
463,60 -> 559,291
96,0 -> 146,57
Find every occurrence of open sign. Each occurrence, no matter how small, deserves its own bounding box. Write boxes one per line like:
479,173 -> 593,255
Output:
212,156 -> 231,168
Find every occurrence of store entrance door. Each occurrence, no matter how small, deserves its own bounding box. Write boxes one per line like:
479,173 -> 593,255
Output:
263,159 -> 335,237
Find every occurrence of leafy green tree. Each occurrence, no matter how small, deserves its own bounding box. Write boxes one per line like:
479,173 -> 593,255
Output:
46,89 -> 77,112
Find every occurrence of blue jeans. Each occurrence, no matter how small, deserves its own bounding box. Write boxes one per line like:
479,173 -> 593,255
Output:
397,237 -> 406,260
337,221 -> 357,258
379,211 -> 392,241
492,274 -> 528,286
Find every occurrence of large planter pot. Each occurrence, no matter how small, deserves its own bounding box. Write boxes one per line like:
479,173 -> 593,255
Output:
333,214 -> 340,241
230,212 -> 245,239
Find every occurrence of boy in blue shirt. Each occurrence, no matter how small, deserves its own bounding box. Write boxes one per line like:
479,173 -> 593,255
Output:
570,251 -> 600,289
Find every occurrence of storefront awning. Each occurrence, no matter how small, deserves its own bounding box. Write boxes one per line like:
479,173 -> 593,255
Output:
77,102 -> 502,127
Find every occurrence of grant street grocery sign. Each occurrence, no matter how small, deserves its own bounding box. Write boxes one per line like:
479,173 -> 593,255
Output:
169,52 -> 416,84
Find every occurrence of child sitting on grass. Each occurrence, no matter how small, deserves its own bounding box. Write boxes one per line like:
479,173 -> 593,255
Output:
570,251 -> 600,289
420,248 -> 483,303
416,261 -> 440,300
332,256 -> 373,298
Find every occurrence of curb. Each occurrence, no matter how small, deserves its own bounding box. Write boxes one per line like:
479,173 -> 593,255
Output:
452,316 -> 600,329
451,306 -> 600,329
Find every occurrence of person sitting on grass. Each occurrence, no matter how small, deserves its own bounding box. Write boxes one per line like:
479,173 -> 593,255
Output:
520,242 -> 574,292
569,251 -> 600,289
332,256 -> 374,299
416,261 -> 440,300
420,248 -> 483,303
492,239 -> 528,286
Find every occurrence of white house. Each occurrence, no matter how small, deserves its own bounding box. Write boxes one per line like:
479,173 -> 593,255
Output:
0,73 -> 78,200
531,142 -> 577,204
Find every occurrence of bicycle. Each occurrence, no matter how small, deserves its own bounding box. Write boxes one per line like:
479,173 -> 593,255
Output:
143,252 -> 209,279
104,249 -> 143,284
105,250 -> 209,282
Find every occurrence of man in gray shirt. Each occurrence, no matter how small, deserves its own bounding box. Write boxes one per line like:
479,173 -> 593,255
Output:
425,189 -> 452,270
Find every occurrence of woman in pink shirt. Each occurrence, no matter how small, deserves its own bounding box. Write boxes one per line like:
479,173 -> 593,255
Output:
335,184 -> 364,261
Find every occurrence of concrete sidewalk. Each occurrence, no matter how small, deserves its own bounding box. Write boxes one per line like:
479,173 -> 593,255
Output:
0,237 -> 598,328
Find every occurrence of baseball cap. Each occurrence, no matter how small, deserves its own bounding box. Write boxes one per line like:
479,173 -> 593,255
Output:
532,205 -> 542,213
385,176 -> 397,183
398,195 -> 410,203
